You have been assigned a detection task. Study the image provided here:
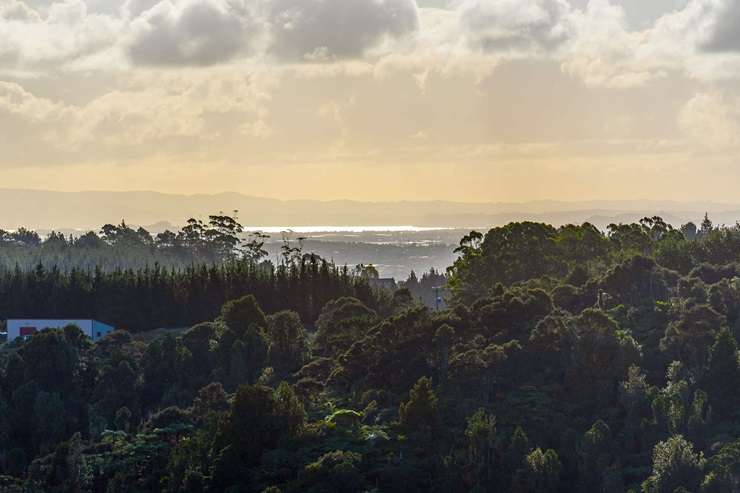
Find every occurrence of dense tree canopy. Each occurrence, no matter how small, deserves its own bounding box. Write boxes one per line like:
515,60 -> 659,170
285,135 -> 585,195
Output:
0,216 -> 739,492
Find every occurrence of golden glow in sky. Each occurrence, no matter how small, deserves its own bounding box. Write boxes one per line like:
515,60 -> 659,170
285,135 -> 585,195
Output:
2,0 -> 740,202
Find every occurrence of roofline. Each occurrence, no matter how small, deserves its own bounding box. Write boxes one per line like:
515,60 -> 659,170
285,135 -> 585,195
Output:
5,319 -> 114,326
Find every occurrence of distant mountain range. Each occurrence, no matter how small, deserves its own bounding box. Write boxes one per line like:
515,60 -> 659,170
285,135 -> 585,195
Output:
1,188 -> 739,232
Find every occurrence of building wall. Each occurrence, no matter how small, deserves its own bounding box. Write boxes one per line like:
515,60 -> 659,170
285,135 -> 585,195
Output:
91,321 -> 115,341
7,319 -> 97,341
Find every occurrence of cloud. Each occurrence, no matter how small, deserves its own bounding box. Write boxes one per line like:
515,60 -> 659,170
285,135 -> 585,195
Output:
678,91 -> 740,149
123,0 -> 162,18
0,71 -> 274,162
559,0 -> 664,88
0,0 -> 121,73
698,0 -> 740,53
265,0 -> 420,61
458,0 -> 572,53
0,1 -> 40,21
0,0 -> 422,71
2,0 -> 740,87
558,0 -> 739,87
0,81 -> 62,121
632,0 -> 740,81
126,0 -> 259,67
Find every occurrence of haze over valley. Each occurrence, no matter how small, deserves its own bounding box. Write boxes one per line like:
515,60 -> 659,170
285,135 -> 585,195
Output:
3,188 -> 740,232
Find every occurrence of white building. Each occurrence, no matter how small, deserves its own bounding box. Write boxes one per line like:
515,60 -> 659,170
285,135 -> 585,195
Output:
6,319 -> 114,342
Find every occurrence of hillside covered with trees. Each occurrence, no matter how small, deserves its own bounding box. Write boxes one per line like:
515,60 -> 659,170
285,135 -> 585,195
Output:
1,216 -> 740,492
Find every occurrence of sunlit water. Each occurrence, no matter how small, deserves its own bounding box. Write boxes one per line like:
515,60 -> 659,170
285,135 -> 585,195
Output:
242,226 -> 456,234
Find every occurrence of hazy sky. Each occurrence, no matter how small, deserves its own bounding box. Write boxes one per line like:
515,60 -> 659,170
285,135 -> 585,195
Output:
2,0 -> 740,202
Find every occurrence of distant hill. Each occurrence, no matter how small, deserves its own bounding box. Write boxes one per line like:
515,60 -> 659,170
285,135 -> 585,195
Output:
1,188 -> 739,231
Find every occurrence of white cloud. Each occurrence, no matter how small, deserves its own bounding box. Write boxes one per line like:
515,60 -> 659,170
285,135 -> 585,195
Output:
0,0 -> 122,73
0,71 -> 274,161
559,0 -> 665,88
556,0 -> 740,87
0,81 -> 62,120
678,91 -> 740,150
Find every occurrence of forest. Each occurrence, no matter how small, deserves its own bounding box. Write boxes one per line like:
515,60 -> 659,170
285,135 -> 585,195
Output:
1,215 -> 740,492
0,215 -> 385,331
0,215 -> 278,272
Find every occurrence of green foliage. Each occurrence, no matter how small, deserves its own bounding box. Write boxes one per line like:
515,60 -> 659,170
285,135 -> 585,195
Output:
701,439 -> 740,492
399,376 -> 439,435
519,448 -> 562,493
0,252 -> 376,332
267,311 -> 311,376
1,219 -> 740,492
465,408 -> 497,463
314,297 -> 378,357
643,435 -> 705,493
506,426 -> 530,472
661,304 -> 725,372
704,327 -> 740,420
220,294 -> 268,337
566,309 -> 642,408
303,451 -> 363,493
20,329 -> 79,393
465,408 -> 499,488
327,409 -> 363,429
448,222 -> 565,303
214,382 -> 305,472
33,392 -> 66,451
578,420 -> 613,492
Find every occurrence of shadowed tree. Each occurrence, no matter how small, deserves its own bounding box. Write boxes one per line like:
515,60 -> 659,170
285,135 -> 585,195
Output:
266,311 -> 310,376
703,327 -> 740,421
514,448 -> 561,493
219,295 -> 268,338
399,376 -> 439,436
566,309 -> 641,408
661,304 -> 725,373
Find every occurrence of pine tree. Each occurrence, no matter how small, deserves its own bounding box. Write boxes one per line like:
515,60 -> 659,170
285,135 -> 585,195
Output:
700,213 -> 713,236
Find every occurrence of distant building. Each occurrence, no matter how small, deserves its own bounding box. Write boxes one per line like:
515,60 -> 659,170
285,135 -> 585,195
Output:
6,319 -> 114,342
369,278 -> 397,291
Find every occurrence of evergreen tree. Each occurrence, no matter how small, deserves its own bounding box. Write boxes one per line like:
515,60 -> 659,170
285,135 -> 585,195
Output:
643,435 -> 705,493
399,376 -> 439,435
704,327 -> 740,421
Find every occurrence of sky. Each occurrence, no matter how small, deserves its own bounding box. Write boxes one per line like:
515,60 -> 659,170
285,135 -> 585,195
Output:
2,0 -> 740,203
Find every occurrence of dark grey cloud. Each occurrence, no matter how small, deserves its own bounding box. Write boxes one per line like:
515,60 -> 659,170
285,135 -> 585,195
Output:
701,0 -> 740,53
460,0 -> 571,53
568,0 -> 689,30
124,0 -> 419,67
266,0 -> 419,61
127,0 -> 257,67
